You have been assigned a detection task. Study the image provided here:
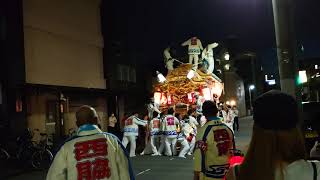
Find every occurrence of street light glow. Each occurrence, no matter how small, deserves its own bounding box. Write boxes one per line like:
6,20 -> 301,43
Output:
267,80 -> 276,85
224,53 -> 230,61
298,70 -> 307,84
224,64 -> 230,70
249,85 -> 255,90
230,100 -> 236,106
156,71 -> 166,83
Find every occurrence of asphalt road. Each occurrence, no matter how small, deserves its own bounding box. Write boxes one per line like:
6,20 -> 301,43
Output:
6,116 -> 253,180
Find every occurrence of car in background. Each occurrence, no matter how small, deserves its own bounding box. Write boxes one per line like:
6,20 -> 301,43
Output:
302,102 -> 320,155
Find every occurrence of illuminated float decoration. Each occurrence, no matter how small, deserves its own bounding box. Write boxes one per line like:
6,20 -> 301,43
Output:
154,64 -> 223,114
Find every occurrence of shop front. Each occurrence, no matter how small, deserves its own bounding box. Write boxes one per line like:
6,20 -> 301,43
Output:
25,85 -> 108,144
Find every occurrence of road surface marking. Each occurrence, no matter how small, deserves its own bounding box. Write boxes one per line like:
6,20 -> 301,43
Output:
136,168 -> 151,176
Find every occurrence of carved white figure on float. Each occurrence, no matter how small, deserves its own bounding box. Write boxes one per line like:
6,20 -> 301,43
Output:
202,42 -> 219,74
181,37 -> 203,69
163,47 -> 174,72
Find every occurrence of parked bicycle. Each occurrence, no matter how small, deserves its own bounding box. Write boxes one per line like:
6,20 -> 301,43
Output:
1,128 -> 53,169
15,130 -> 36,163
31,133 -> 53,169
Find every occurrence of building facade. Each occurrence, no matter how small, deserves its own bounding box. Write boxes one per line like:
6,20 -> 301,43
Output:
1,0 -> 153,142
1,0 -> 109,143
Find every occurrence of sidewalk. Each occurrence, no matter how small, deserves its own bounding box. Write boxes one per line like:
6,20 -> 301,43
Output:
234,116 -> 253,154
0,160 -> 37,180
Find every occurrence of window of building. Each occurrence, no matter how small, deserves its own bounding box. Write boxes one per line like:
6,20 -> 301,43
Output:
117,64 -> 136,83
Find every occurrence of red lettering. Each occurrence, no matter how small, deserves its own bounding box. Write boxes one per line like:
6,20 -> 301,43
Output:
214,129 -> 229,141
76,161 -> 91,180
74,139 -> 108,161
167,117 -> 174,126
76,158 -> 111,180
213,129 -> 231,156
92,158 -> 111,179
216,141 -> 231,156
196,140 -> 208,152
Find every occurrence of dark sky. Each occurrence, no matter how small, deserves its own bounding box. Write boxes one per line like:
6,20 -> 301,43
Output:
103,0 -> 320,74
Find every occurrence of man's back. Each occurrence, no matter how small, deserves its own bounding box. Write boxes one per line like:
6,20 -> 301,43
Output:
47,124 -> 134,180
150,118 -> 161,136
162,115 -> 179,137
194,117 -> 235,180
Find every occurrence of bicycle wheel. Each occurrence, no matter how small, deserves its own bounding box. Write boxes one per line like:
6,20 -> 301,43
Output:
31,149 -> 53,169
0,148 -> 10,161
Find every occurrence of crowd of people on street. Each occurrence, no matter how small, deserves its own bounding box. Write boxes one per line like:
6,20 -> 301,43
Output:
120,102 -> 239,158
46,90 -> 320,180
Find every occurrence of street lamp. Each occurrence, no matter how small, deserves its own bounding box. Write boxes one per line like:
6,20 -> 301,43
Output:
156,71 -> 166,83
224,64 -> 230,71
230,100 -> 236,107
224,52 -> 230,61
249,85 -> 255,112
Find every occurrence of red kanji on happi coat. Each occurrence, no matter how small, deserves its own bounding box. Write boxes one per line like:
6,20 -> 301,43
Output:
74,138 -> 111,180
213,129 -> 231,156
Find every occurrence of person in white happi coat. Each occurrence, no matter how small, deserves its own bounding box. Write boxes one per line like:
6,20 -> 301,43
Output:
181,37 -> 203,69
157,112 -> 166,155
164,47 -> 175,72
195,93 -> 205,115
162,108 -> 180,156
186,109 -> 199,155
147,98 -> 161,121
221,105 -> 234,132
140,111 -> 162,156
122,112 -> 147,157
47,106 -> 135,180
148,112 -> 162,156
177,118 -> 190,158
188,109 -> 199,127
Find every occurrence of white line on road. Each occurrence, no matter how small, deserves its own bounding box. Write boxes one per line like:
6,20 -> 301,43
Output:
136,168 -> 151,176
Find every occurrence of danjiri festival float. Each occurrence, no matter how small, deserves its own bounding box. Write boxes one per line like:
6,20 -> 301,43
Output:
152,37 -> 224,116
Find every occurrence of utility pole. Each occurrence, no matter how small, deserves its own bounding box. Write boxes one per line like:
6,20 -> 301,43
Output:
272,0 -> 298,96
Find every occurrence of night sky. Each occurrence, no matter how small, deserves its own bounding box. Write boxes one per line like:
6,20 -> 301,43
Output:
104,0 -> 320,74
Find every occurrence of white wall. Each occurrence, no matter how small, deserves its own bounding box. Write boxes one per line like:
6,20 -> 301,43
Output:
23,0 -> 105,89
224,71 -> 247,117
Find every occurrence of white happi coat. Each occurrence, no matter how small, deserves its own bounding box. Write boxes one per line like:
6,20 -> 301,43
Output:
180,120 -> 194,138
149,118 -> 161,136
147,103 -> 161,120
182,38 -> 203,55
47,124 -> 134,180
162,115 -> 180,138
123,115 -> 147,136
189,116 -> 199,133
